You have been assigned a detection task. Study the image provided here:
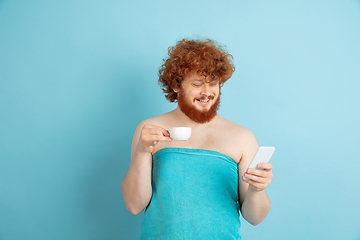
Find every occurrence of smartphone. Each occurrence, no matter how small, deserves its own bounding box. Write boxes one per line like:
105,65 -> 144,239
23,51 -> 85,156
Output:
243,146 -> 275,180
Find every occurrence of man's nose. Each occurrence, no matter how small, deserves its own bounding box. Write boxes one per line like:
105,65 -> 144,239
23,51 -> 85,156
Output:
200,83 -> 211,95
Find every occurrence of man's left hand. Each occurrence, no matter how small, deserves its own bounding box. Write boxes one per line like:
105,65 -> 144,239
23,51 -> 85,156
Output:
242,163 -> 273,191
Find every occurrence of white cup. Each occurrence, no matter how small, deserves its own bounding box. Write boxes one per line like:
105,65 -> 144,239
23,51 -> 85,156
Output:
168,127 -> 191,141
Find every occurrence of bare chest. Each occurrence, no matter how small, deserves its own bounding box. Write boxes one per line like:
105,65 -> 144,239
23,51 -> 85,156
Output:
153,128 -> 243,163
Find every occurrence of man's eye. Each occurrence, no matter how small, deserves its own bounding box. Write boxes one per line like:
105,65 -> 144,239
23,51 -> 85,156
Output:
192,83 -> 202,87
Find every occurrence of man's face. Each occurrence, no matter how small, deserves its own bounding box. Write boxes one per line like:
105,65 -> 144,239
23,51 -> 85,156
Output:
174,74 -> 220,124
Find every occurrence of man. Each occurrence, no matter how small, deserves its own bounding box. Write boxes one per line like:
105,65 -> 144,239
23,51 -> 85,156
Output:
121,39 -> 273,239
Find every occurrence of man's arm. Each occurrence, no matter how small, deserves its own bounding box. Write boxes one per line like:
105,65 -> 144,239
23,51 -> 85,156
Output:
238,130 -> 273,226
121,123 -> 172,215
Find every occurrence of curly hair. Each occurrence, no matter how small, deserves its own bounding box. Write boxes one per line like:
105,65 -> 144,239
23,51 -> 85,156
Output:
158,38 -> 235,102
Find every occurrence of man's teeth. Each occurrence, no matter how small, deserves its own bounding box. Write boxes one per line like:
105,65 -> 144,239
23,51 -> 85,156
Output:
198,99 -> 210,102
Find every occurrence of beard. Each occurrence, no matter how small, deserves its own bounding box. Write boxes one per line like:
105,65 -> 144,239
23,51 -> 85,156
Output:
177,90 -> 220,124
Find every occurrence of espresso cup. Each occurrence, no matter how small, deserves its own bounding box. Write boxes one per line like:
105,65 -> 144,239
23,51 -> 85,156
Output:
167,127 -> 191,141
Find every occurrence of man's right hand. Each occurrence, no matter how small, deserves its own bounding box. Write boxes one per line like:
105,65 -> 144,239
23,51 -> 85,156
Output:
136,124 -> 172,154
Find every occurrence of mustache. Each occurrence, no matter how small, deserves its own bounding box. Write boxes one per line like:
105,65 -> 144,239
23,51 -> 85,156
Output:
196,95 -> 215,100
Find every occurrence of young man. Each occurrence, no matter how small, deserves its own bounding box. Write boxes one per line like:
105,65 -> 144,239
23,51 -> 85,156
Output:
121,39 -> 273,239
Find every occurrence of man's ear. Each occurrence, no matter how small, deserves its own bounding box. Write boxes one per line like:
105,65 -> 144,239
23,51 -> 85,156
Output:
172,87 -> 180,93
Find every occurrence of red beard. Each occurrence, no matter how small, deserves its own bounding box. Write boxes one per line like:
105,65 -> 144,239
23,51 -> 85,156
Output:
177,90 -> 220,124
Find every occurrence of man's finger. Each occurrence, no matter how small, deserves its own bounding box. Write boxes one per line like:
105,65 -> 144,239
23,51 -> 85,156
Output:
242,177 -> 268,191
257,163 -> 273,170
246,169 -> 265,178
159,128 -> 170,137
148,127 -> 170,137
153,135 -> 172,142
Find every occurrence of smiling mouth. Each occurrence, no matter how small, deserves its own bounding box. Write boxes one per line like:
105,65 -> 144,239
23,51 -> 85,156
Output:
197,99 -> 210,103
195,95 -> 215,104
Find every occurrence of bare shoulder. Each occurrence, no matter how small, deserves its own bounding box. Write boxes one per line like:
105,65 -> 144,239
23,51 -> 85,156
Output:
216,116 -> 256,143
136,111 -> 174,130
213,116 -> 258,163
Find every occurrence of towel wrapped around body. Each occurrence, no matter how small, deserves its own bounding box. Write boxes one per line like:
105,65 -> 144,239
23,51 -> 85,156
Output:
140,147 -> 241,240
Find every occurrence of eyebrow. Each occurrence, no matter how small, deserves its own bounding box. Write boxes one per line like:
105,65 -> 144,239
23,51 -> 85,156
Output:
189,75 -> 219,83
190,79 -> 218,84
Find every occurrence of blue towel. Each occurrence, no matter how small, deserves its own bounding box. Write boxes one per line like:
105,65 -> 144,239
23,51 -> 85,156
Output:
140,148 -> 241,240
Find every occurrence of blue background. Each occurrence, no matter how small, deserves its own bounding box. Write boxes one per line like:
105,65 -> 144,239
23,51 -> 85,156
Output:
1,0 -> 360,239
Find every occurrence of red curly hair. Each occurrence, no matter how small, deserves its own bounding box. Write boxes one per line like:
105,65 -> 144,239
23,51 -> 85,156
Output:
158,38 -> 235,102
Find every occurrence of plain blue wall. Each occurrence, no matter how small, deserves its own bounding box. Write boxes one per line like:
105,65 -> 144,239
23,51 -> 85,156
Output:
1,0 -> 360,239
